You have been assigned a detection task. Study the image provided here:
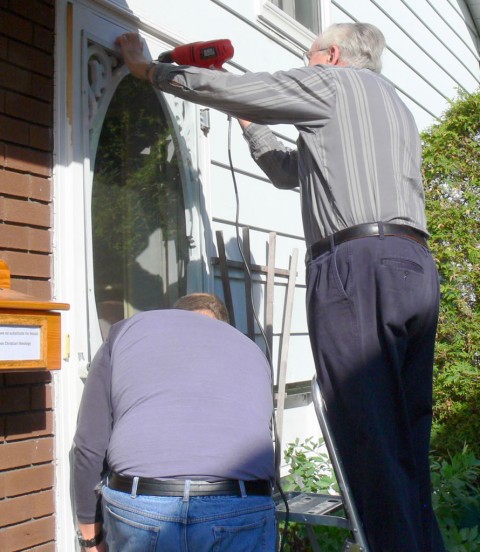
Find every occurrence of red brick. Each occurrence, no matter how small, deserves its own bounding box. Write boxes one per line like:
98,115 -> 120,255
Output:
4,372 -> 51,386
0,60 -> 31,95
6,92 -> 51,127
10,0 -> 55,30
0,489 -> 54,526
33,25 -> 54,54
8,41 -> 53,77
0,515 -> 55,550
2,197 -> 51,226
0,170 -> 52,201
0,463 -> 53,498
5,410 -> 53,441
0,113 -> 30,145
0,170 -> 31,196
34,75 -> 53,103
0,437 -> 54,470
4,144 -> 51,177
0,34 -> 7,59
0,251 -> 51,279
30,384 -> 53,410
0,387 -> 30,414
30,125 -> 52,152
25,541 -> 56,552
0,12 -> 33,43
9,277 -> 52,300
30,176 -> 52,201
0,225 -> 52,253
0,60 -> 52,101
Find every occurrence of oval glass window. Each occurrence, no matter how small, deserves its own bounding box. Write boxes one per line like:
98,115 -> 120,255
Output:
91,75 -> 188,338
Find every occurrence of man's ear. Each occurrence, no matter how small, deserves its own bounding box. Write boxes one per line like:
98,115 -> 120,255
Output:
328,45 -> 342,66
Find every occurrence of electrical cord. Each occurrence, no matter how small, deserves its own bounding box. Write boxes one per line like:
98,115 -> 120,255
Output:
226,115 -> 290,552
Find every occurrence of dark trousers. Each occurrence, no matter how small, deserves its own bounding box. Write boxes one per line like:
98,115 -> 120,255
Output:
306,235 -> 445,552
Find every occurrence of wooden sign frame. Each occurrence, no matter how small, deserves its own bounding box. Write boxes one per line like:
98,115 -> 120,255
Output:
0,314 -> 49,370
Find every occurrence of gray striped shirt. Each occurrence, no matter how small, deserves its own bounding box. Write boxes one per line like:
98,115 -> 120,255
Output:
152,63 -> 427,247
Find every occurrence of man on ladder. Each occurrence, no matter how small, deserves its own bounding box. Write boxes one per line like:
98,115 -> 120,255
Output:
118,21 -> 444,551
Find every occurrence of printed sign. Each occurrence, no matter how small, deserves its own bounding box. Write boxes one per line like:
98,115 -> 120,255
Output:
0,325 -> 42,361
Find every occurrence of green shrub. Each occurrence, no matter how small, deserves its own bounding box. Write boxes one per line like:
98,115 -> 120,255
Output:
421,88 -> 480,457
279,437 -> 351,552
281,438 -> 480,551
431,446 -> 480,551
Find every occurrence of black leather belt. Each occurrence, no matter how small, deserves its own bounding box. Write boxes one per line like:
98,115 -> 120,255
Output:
307,222 -> 428,261
108,472 -> 272,497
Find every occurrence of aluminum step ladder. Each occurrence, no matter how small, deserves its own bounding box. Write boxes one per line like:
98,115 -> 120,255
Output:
274,376 -> 370,552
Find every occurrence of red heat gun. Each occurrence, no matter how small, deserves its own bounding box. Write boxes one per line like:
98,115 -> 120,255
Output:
157,39 -> 234,69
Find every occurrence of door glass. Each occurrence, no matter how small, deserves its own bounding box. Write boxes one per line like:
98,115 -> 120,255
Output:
270,0 -> 319,34
91,75 -> 188,338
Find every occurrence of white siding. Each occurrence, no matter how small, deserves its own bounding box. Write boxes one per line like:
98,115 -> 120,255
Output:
331,0 -> 480,129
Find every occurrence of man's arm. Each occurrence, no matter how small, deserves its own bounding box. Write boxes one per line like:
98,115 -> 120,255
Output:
240,122 -> 299,189
115,33 -> 336,126
77,522 -> 105,552
73,340 -> 114,547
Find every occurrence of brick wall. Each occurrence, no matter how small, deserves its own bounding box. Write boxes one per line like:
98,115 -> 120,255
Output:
0,0 -> 56,550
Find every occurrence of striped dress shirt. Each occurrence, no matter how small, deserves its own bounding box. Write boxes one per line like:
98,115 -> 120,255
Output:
152,63 -> 427,247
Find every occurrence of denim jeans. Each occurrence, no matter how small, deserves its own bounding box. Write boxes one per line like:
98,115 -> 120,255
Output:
101,485 -> 276,551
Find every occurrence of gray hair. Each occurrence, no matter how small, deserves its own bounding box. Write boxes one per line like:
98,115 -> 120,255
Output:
315,23 -> 386,73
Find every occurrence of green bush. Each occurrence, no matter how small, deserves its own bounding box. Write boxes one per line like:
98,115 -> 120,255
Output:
279,437 -> 351,552
281,438 -> 480,551
421,88 -> 480,457
431,446 -> 480,551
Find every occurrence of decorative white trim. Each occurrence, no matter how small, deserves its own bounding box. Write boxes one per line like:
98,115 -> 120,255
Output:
257,0 -> 317,49
74,0 -> 187,47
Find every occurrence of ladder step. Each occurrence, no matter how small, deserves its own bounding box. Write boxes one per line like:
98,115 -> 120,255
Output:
275,491 -> 350,529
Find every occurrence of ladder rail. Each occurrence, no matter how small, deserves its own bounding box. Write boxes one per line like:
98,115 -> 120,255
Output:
311,376 -> 370,551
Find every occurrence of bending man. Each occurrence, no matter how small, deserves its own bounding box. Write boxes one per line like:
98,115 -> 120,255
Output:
73,293 -> 276,551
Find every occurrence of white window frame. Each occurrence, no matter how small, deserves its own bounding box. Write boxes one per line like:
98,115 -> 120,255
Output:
257,0 -> 332,49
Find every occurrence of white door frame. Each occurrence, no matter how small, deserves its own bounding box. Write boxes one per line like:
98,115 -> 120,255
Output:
53,1 -> 212,548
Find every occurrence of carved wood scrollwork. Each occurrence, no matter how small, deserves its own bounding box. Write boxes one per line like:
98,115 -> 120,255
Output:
87,42 -> 122,128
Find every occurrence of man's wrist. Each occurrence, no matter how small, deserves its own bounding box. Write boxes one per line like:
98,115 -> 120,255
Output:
145,60 -> 159,81
77,530 -> 103,548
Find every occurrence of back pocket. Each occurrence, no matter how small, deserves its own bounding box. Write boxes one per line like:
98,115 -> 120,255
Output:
213,517 -> 269,551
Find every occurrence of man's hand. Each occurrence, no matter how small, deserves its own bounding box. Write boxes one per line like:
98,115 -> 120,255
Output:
238,119 -> 252,130
78,522 -> 106,552
115,33 -> 150,80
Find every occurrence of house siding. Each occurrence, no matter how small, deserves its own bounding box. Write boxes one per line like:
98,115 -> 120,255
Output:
0,0 -> 56,549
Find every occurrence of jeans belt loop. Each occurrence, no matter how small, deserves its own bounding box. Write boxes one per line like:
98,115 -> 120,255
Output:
239,481 -> 247,498
131,476 -> 139,499
183,479 -> 191,502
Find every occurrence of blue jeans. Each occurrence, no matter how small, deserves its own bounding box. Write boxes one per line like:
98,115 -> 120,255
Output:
101,485 -> 276,551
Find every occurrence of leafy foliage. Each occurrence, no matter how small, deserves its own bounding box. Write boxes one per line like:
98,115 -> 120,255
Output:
283,437 -> 337,494
431,446 -> 480,551
279,438 -> 350,552
421,88 -> 480,456
281,439 -> 480,551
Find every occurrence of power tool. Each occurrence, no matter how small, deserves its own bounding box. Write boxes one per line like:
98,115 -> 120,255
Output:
157,39 -> 234,69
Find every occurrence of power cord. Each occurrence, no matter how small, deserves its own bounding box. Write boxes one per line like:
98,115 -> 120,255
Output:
226,115 -> 290,552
